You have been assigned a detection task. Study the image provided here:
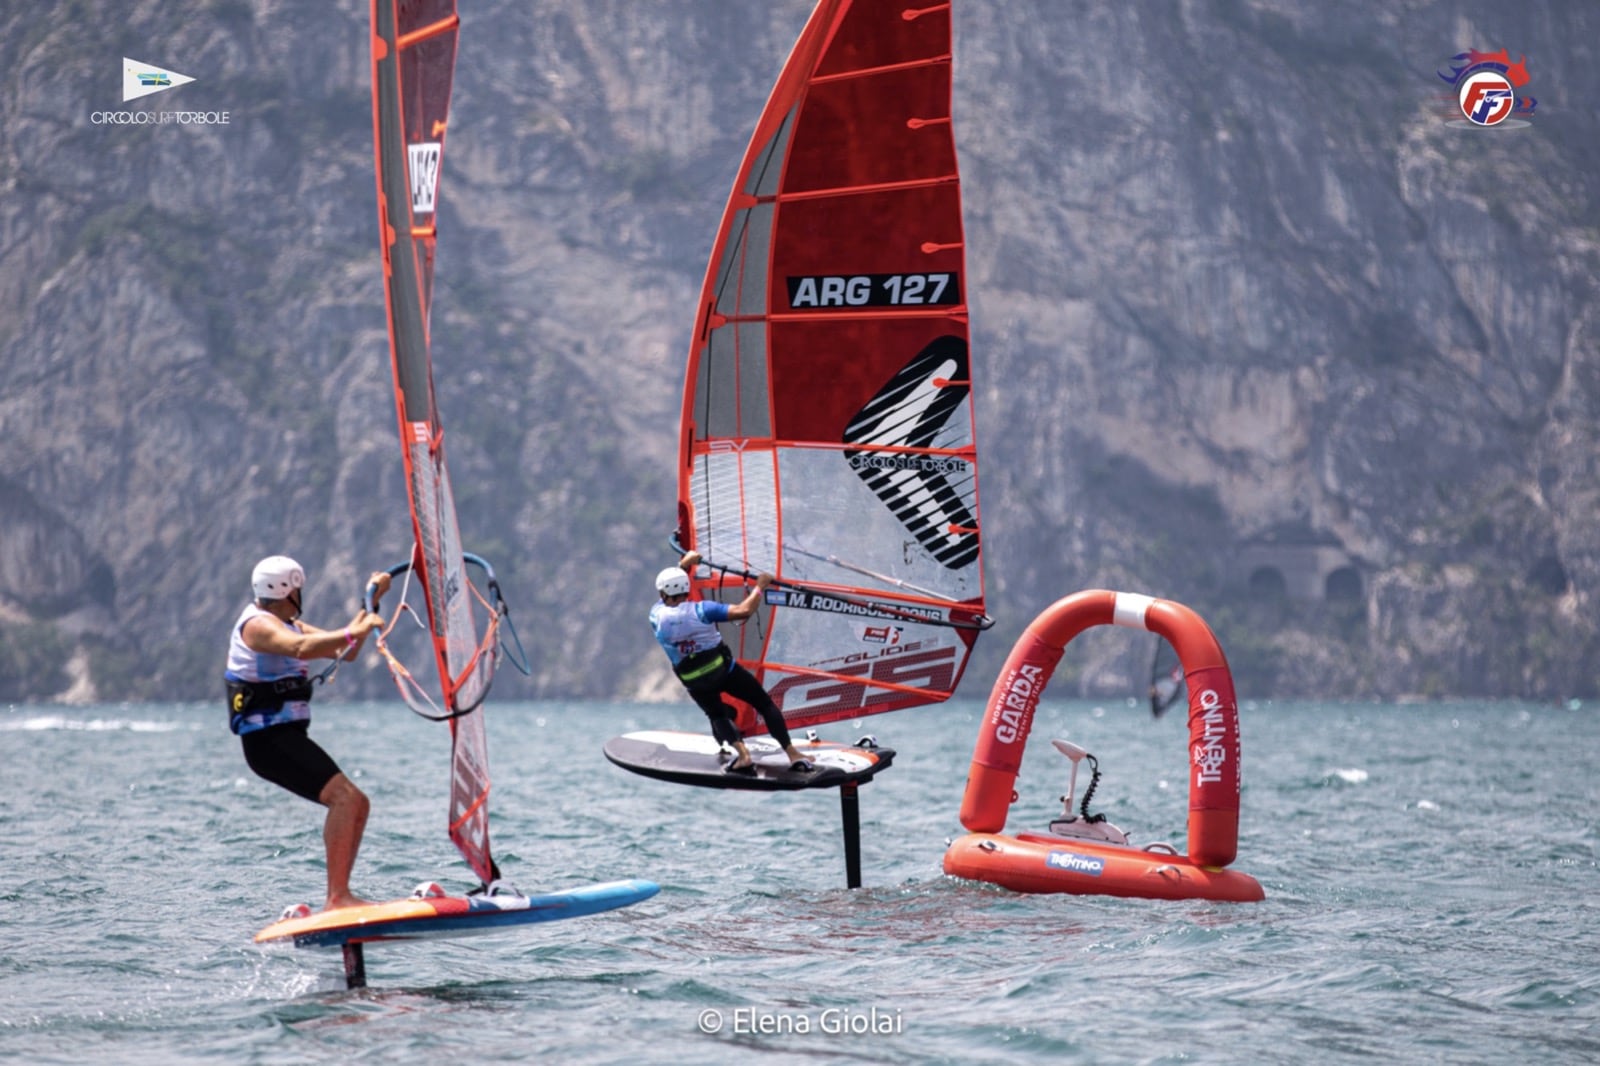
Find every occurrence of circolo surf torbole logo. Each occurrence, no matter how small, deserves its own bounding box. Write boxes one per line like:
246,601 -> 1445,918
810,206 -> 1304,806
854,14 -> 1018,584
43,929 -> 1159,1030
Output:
89,58 -> 230,126
1436,48 -> 1538,128
123,57 -> 194,101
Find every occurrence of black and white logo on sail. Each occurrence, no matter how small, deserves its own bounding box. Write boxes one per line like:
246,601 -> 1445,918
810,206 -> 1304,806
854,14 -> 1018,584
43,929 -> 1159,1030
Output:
842,337 -> 980,570
409,142 -> 442,214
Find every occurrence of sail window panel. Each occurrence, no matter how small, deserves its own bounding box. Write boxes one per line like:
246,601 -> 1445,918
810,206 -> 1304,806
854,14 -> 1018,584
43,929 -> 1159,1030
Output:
775,448 -> 977,603
691,450 -> 780,574
697,321 -> 772,441
738,203 -> 774,317
784,66 -> 955,193
745,106 -> 798,199
434,464 -> 491,708
434,464 -> 475,649
406,443 -> 492,710
723,581 -> 774,665
408,442 -> 448,619
709,210 -> 748,315
710,204 -> 774,320
735,321 -> 772,439
694,329 -> 730,441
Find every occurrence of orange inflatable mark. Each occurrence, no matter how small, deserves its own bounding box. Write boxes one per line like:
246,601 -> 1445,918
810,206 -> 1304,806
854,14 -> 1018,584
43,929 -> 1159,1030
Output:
956,589 -> 1242,869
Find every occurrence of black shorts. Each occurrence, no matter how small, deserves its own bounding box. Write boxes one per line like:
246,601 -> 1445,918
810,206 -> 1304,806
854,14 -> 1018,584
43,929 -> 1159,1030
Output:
240,720 -> 343,803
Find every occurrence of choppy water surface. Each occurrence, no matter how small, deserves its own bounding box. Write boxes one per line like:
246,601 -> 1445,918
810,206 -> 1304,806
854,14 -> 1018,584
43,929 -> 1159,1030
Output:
2,699 -> 1596,1063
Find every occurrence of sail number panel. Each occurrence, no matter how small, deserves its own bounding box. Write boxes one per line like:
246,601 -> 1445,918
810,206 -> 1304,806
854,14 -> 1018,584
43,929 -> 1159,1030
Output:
786,272 -> 962,308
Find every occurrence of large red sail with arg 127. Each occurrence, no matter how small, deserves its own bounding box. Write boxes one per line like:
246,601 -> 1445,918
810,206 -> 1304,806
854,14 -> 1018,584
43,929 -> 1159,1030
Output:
675,0 -> 991,736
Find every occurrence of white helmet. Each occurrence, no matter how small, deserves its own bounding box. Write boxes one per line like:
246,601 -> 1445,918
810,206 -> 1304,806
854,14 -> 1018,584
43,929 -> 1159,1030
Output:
655,566 -> 691,597
252,555 -> 305,601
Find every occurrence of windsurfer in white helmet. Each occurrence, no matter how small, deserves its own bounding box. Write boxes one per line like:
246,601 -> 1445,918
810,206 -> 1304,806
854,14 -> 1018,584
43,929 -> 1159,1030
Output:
649,549 -> 813,774
224,555 -> 392,910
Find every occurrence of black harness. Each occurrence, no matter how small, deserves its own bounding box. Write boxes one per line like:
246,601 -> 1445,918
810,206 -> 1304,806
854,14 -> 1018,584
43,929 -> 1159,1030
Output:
226,675 -> 315,725
673,645 -> 732,692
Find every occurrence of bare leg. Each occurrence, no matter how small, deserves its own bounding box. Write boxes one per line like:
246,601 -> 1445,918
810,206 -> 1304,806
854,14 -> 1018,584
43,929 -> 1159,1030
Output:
317,773 -> 372,910
728,740 -> 753,770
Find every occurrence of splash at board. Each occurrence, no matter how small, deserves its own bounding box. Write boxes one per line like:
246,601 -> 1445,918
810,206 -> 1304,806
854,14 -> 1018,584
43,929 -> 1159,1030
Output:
603,0 -> 992,889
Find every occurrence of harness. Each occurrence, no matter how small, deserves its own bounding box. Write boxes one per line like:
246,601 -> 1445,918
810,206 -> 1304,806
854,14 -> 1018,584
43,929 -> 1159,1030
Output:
226,676 -> 315,721
674,644 -> 732,690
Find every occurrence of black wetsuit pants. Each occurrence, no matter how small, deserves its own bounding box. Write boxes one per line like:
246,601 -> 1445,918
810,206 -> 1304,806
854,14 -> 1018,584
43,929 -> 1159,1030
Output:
686,661 -> 794,750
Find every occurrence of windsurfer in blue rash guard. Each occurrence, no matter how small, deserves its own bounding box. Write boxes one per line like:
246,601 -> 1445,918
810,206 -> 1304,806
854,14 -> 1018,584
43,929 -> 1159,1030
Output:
650,550 -> 814,774
224,555 -> 391,910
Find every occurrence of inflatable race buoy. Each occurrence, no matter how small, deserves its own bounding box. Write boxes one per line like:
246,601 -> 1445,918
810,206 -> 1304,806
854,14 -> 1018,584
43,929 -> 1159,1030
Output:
944,590 -> 1264,902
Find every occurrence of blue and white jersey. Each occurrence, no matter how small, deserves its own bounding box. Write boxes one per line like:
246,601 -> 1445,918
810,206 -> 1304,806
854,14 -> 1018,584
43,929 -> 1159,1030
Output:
224,603 -> 311,734
649,599 -> 731,667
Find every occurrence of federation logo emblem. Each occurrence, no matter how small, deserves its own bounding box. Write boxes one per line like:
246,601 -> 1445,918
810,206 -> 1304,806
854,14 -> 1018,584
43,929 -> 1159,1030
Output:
1458,71 -> 1514,126
1436,48 -> 1537,129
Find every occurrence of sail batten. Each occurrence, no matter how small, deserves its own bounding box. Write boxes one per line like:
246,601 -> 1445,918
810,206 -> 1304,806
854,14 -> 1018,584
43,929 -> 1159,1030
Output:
397,13 -> 458,50
677,0 -> 987,734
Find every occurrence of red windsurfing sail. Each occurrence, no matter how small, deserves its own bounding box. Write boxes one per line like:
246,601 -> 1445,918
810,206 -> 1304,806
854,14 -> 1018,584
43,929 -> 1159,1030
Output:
676,0 -> 989,734
370,0 -> 500,885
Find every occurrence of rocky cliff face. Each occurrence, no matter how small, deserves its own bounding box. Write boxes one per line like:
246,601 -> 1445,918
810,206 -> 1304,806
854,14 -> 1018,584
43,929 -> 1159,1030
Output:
1,0 -> 1595,705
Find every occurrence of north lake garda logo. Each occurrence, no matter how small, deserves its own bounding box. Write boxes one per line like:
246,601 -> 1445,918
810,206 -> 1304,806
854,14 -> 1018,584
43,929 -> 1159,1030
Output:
90,57 -> 230,126
1436,48 -> 1537,128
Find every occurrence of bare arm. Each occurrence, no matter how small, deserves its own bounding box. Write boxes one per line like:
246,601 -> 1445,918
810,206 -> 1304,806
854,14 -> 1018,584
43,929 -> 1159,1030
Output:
341,570 -> 392,660
243,612 -> 377,661
242,571 -> 393,661
679,550 -> 771,622
725,573 -> 773,622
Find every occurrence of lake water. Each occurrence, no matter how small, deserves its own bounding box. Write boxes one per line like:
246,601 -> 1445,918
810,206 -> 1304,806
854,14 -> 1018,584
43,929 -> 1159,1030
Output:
2,698 -> 1596,1063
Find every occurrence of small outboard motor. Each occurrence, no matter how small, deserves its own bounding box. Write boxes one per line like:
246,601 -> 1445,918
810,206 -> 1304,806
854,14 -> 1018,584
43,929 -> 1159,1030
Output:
1047,739 -> 1128,845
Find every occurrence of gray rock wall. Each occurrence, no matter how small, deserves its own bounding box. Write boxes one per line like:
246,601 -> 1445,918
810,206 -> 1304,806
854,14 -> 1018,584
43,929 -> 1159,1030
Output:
1,1 -> 1594,703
